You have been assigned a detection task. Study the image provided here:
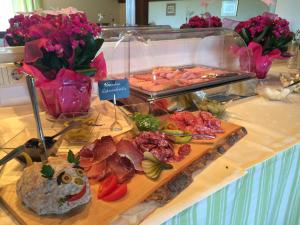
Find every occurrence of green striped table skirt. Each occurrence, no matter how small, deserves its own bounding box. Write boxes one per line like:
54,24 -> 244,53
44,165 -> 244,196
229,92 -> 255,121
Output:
163,144 -> 300,225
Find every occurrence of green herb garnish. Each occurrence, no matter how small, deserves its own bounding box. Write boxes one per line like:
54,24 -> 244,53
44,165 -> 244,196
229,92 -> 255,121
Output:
41,164 -> 55,179
58,197 -> 68,207
132,113 -> 160,131
67,150 -> 80,166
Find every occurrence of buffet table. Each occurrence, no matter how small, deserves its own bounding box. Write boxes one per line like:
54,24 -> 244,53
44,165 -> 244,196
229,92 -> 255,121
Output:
0,64 -> 299,225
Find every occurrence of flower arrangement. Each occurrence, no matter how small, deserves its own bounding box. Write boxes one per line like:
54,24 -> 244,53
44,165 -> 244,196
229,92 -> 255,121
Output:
7,9 -> 107,117
5,14 -> 44,46
235,13 -> 293,56
23,12 -> 103,79
233,13 -> 293,79
180,13 -> 222,29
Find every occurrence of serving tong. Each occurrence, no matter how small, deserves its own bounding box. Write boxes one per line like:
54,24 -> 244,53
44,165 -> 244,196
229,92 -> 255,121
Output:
25,75 -> 48,163
0,75 -> 87,166
0,117 -> 82,166
283,80 -> 300,89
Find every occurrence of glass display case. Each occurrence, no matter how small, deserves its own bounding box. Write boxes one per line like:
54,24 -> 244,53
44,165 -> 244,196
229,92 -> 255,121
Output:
102,28 -> 255,103
100,25 -> 172,40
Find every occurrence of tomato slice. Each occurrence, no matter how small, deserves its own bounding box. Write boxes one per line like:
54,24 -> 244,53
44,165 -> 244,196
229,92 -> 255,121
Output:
68,184 -> 87,202
97,175 -> 118,199
101,183 -> 127,202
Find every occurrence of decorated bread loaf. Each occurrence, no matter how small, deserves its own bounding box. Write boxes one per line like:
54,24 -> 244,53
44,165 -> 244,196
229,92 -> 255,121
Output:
16,153 -> 91,215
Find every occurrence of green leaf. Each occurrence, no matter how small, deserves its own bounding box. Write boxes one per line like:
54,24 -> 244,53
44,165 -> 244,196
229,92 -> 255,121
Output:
254,25 -> 272,43
41,164 -> 55,179
263,35 -> 277,54
67,150 -> 80,165
277,35 -> 293,48
241,28 -> 250,43
74,35 -> 104,67
76,67 -> 97,76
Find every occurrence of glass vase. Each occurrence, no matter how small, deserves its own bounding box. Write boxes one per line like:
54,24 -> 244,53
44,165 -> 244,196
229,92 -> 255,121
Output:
38,73 -> 92,119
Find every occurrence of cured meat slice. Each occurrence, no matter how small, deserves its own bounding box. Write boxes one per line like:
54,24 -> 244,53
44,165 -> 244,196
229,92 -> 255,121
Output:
169,111 -> 223,138
178,144 -> 191,156
184,67 -> 210,73
79,157 -> 94,171
107,153 -> 135,183
116,139 -> 143,171
134,132 -> 174,162
150,147 -> 174,162
180,72 -> 198,80
93,136 -> 117,162
132,74 -> 153,81
79,142 -> 95,158
87,160 -> 107,181
152,67 -> 174,75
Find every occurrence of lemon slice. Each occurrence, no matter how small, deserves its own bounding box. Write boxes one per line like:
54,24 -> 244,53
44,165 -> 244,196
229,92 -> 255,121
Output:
20,152 -> 33,166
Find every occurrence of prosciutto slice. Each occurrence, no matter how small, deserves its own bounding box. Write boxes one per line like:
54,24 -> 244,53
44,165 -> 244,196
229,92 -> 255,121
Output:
86,161 -> 107,181
79,142 -> 95,158
79,157 -> 94,171
93,136 -> 117,162
116,140 -> 143,171
107,153 -> 135,183
79,136 -> 138,183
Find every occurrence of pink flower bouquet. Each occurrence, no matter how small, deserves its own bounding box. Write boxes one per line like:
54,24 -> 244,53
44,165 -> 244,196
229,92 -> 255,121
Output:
234,12 -> 293,78
10,10 -> 107,117
180,13 -> 222,29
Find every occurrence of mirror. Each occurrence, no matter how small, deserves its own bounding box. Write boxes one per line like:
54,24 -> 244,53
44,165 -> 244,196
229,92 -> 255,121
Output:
0,0 -> 298,32
148,0 -> 274,28
42,0 -> 126,26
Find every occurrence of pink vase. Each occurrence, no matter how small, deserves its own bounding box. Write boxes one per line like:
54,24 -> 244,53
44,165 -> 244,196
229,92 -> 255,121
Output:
247,52 -> 273,79
254,57 -> 273,79
236,42 -> 282,80
38,70 -> 92,118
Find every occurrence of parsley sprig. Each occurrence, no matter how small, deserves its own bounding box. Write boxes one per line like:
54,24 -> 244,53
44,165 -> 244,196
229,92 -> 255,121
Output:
41,164 -> 55,179
67,150 -> 80,166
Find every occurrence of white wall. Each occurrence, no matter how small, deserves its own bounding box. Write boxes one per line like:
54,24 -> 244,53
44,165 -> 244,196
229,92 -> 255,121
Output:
42,0 -> 125,24
275,0 -> 300,32
149,0 -> 269,28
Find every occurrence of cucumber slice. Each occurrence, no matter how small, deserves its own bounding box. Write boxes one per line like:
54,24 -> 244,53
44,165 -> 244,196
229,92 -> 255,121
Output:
159,162 -> 173,170
146,166 -> 162,180
143,152 -> 160,163
142,160 -> 156,168
174,135 -> 192,144
162,129 -> 184,135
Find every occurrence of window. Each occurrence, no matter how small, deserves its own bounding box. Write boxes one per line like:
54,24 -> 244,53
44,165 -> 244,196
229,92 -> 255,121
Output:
0,1 -> 14,31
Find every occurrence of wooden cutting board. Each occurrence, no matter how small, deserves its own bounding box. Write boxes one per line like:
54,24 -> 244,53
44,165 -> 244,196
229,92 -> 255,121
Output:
0,121 -> 246,225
